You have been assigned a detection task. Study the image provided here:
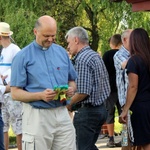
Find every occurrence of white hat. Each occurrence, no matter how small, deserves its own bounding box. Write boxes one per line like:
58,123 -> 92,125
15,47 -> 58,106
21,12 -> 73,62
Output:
0,22 -> 13,36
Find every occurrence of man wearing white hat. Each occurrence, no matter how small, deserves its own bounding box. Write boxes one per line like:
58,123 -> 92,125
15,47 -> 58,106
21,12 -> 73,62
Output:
0,22 -> 22,150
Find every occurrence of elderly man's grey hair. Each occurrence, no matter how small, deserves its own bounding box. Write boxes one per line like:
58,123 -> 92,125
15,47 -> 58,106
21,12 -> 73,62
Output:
65,26 -> 89,44
121,29 -> 132,41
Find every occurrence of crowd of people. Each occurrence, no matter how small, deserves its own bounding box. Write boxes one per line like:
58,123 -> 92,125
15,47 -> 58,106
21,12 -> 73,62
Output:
0,15 -> 150,150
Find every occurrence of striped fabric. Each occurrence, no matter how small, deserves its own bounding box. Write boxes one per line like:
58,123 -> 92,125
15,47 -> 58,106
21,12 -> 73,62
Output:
72,46 -> 110,106
113,46 -> 130,107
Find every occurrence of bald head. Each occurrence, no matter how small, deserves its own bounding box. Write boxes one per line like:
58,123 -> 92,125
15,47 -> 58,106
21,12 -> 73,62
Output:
121,29 -> 133,41
34,15 -> 57,48
35,15 -> 57,30
121,29 -> 133,51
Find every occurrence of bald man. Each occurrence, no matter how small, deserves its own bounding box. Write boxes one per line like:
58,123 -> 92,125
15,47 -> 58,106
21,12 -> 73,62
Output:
10,15 -> 77,150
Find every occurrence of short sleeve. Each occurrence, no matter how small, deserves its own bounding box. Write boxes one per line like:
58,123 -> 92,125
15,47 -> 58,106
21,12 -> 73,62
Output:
126,56 -> 139,75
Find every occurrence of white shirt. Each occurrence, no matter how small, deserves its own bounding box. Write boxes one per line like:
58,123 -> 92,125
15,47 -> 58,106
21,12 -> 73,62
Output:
0,43 -> 20,74
0,43 -> 20,102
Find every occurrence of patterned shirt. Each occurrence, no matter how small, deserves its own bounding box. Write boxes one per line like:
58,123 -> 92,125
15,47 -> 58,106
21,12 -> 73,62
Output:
113,46 -> 130,107
72,46 -> 110,106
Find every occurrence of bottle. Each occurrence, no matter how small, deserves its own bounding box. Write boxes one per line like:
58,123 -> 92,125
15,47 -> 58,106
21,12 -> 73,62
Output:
121,124 -> 128,146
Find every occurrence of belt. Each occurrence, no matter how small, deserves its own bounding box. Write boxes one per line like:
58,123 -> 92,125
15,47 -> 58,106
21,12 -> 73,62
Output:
71,103 -> 103,111
80,103 -> 94,108
80,103 -> 102,108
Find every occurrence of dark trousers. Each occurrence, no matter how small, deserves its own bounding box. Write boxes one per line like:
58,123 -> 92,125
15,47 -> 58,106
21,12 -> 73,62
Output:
73,103 -> 107,150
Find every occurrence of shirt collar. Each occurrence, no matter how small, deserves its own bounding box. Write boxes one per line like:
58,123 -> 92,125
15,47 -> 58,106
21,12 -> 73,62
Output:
121,45 -> 130,56
33,40 -> 49,51
73,46 -> 90,62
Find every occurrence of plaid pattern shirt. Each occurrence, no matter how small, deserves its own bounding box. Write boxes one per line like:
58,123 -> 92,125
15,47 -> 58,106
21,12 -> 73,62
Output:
113,46 -> 130,107
72,46 -> 110,106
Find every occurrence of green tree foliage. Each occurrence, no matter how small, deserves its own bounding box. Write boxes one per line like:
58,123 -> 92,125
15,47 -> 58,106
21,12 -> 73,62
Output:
76,0 -> 130,52
0,0 -> 150,53
0,0 -> 78,49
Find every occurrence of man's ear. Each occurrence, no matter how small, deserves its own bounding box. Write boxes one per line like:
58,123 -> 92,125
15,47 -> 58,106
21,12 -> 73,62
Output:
123,37 -> 127,43
74,37 -> 79,44
33,28 -> 37,36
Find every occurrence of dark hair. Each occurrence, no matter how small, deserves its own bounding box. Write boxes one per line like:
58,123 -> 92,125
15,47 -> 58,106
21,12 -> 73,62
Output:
109,34 -> 122,47
129,28 -> 150,71
34,19 -> 41,28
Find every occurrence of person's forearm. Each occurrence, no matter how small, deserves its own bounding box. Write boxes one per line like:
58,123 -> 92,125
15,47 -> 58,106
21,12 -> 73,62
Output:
70,93 -> 88,106
123,85 -> 137,112
11,87 -> 43,102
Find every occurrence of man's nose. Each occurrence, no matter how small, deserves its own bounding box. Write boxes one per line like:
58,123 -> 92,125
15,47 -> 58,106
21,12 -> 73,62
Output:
48,36 -> 54,41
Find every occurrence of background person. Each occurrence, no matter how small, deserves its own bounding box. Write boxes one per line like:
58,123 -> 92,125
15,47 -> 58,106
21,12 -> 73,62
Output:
10,15 -> 77,150
65,26 -> 110,150
0,40 -> 5,150
113,29 -> 142,150
119,28 -> 150,150
0,22 -> 22,150
102,34 -> 122,148
113,29 -> 133,150
113,29 -> 132,108
0,80 -> 10,150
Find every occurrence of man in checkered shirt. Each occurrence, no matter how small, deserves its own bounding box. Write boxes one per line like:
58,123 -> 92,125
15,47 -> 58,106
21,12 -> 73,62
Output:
65,26 -> 110,150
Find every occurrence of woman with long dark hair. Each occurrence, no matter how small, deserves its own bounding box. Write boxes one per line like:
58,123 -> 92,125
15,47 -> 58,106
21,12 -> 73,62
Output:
119,28 -> 150,150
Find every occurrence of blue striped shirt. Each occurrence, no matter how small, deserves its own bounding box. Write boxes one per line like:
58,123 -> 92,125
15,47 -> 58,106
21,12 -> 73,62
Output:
113,46 -> 130,107
72,46 -> 110,106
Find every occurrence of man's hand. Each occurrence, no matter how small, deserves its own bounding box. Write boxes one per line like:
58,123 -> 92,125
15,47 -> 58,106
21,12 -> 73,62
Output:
1,75 -> 8,81
42,89 -> 57,102
66,87 -> 75,98
119,109 -> 128,124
